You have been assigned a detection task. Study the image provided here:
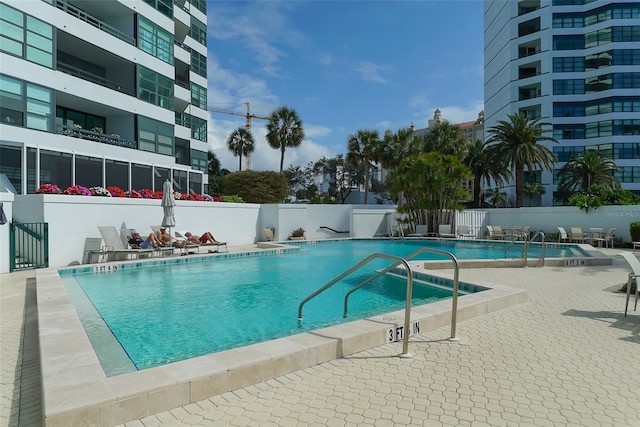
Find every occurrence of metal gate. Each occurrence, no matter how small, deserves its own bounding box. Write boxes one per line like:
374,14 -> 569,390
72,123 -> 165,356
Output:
9,221 -> 49,272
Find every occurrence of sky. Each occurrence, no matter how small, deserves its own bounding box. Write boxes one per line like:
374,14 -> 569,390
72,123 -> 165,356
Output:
205,0 -> 485,172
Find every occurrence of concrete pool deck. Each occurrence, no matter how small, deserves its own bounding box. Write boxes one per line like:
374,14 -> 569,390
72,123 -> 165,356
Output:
2,247 -> 640,426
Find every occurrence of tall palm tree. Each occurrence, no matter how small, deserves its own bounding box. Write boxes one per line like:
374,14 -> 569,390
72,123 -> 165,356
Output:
421,120 -> 470,158
557,149 -> 620,194
379,127 -> 420,207
464,139 -> 510,208
487,113 -> 557,208
266,106 -> 305,173
346,129 -> 381,205
226,127 -> 255,171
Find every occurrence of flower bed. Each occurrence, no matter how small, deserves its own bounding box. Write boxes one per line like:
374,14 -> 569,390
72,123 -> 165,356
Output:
36,184 -> 222,202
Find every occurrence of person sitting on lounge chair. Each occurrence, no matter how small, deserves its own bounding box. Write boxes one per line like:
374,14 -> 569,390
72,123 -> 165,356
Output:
157,227 -> 187,248
184,231 -> 222,245
128,230 -> 163,249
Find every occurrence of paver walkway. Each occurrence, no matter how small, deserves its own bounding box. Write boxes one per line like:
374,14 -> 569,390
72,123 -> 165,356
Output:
2,249 -> 640,426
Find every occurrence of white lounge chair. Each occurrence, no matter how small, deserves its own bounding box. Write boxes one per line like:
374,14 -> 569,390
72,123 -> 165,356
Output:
456,225 -> 475,239
98,226 -> 153,261
122,228 -> 175,258
557,227 -> 570,243
620,252 -> 640,317
174,231 -> 227,253
408,224 -> 428,237
438,224 -> 455,238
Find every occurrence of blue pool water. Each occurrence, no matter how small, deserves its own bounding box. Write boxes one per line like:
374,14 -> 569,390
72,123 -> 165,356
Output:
62,239 -> 588,374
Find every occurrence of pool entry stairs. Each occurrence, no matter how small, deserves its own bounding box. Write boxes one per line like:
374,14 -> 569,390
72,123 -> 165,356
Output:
298,248 -> 462,357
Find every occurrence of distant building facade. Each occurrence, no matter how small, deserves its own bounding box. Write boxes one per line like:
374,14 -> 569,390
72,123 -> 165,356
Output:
484,0 -> 640,206
0,0 -> 210,195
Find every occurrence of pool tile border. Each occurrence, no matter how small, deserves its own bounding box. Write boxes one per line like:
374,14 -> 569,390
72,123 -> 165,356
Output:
37,250 -> 529,427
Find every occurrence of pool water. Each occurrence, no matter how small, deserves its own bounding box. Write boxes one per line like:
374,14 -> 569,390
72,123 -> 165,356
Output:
63,239 -> 586,374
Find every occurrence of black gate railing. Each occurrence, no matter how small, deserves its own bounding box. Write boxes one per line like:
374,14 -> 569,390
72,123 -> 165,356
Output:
9,221 -> 49,272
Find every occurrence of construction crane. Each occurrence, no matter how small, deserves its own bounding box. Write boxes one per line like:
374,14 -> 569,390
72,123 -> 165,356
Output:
208,102 -> 270,170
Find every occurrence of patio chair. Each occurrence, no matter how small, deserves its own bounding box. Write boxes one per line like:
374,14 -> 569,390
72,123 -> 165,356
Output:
634,242 -> 640,253
620,252 -> 640,317
98,226 -> 153,261
456,225 -> 475,239
438,224 -> 455,238
121,228 -> 175,258
569,227 -> 585,244
491,225 -> 506,240
557,227 -> 570,243
82,237 -> 110,264
174,231 -> 227,253
408,224 -> 428,237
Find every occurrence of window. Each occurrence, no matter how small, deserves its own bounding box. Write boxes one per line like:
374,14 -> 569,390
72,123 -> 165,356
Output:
189,171 -> 203,194
614,143 -> 640,159
553,124 -> 585,140
191,0 -> 207,14
553,146 -> 584,162
137,66 -> 173,110
613,26 -> 640,42
154,166 -> 170,191
27,147 -> 36,194
553,35 -> 584,50
174,138 -> 190,165
75,155 -> 103,188
615,167 -> 640,183
142,0 -> 172,18
613,73 -> 640,89
0,4 -> 53,68
105,159 -> 129,190
189,17 -> 206,46
0,74 -> 53,131
553,57 -> 584,72
131,163 -> 152,190
613,98 -> 640,112
0,144 -> 22,194
56,106 -> 105,133
138,116 -> 174,155
40,150 -> 72,190
185,114 -> 207,142
585,74 -> 612,93
553,13 -> 583,28
553,79 -> 584,95
612,4 -> 640,20
190,82 -> 206,109
613,119 -> 640,135
585,51 -> 612,70
553,103 -> 585,117
613,49 -> 640,65
190,50 -> 207,78
585,28 -> 611,48
191,149 -> 208,172
138,17 -> 173,64
173,169 -> 188,194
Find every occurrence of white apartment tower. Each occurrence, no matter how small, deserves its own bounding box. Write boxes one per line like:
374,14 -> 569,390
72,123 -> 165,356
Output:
484,0 -> 640,206
0,0 -> 210,195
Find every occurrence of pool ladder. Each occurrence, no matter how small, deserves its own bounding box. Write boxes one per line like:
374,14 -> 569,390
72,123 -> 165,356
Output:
503,231 -> 546,266
297,248 -> 460,357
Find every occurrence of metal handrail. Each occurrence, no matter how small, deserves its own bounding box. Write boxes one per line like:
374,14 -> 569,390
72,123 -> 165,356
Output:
298,247 -> 461,356
524,231 -> 546,267
52,0 -> 135,45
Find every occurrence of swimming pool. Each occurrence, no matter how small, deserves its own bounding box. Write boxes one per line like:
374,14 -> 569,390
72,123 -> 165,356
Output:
61,238 -> 591,375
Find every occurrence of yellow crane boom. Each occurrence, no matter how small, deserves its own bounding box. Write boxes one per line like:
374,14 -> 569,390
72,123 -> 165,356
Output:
208,102 -> 270,170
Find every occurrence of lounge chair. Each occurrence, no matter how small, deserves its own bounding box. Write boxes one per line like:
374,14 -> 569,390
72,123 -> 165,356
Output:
620,252 -> 640,316
557,227 -> 570,243
438,224 -> 455,238
456,225 -> 475,239
591,227 -> 614,248
491,225 -> 506,240
174,231 -> 227,253
83,237 -> 109,264
408,224 -> 428,237
98,226 -> 153,261
122,228 -> 175,258
569,227 -> 585,244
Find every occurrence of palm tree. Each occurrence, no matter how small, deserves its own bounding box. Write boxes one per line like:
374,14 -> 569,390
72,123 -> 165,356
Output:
226,127 -> 255,171
487,113 -> 557,208
421,120 -> 470,158
464,139 -> 510,208
379,127 -> 420,207
266,106 -> 305,173
346,129 -> 381,205
523,181 -> 546,207
557,149 -> 620,194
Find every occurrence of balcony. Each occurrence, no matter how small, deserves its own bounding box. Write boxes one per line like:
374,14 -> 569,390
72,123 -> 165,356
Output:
518,17 -> 541,37
57,61 -> 135,96
518,0 -> 540,16
55,121 -> 137,149
51,0 -> 135,45
519,66 -> 541,79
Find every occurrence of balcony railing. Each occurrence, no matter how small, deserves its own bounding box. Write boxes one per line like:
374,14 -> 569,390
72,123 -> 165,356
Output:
519,48 -> 541,58
57,61 -> 135,96
56,124 -> 137,149
50,0 -> 135,45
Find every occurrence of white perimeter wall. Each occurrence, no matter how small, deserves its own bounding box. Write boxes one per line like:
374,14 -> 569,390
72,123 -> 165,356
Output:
2,196 -> 638,273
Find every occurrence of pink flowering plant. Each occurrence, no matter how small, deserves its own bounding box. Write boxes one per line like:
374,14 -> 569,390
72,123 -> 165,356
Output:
33,183 -> 224,202
36,183 -> 61,194
63,185 -> 92,196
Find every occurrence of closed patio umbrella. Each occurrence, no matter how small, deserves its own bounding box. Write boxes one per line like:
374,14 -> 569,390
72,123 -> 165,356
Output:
161,179 -> 176,230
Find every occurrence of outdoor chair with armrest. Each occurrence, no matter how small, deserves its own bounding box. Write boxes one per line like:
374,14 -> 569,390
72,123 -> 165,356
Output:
557,227 -> 570,243
438,224 -> 456,238
456,225 -> 476,239
121,228 -> 174,258
98,226 -> 153,261
569,227 -> 585,244
620,252 -> 640,317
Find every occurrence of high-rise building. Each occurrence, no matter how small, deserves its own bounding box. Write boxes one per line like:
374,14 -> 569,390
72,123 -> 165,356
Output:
0,0 -> 210,195
484,0 -> 640,206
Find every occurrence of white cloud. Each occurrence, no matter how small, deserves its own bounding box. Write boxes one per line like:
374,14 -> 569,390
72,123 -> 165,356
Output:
352,61 -> 388,83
